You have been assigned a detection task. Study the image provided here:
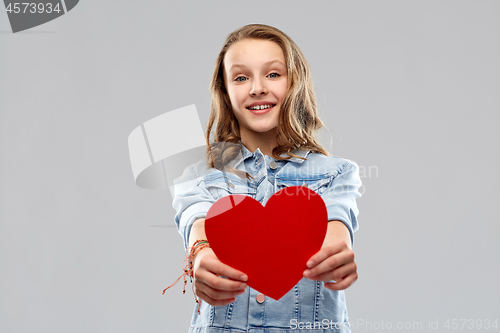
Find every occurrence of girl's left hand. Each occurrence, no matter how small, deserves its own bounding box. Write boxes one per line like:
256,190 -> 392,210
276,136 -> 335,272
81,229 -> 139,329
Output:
302,239 -> 357,290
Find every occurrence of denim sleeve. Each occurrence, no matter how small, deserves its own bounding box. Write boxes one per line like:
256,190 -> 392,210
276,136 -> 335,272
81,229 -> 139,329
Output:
322,160 -> 362,246
172,165 -> 215,250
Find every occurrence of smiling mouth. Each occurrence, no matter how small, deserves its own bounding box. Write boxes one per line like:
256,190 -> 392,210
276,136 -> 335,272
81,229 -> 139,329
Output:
246,104 -> 276,111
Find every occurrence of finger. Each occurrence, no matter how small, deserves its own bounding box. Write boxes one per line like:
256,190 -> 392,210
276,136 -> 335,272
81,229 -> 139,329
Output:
304,249 -> 354,278
194,267 -> 248,292
306,247 -> 338,269
306,262 -> 357,282
196,279 -> 247,300
324,272 -> 358,291
202,256 -> 248,283
306,242 -> 348,269
331,261 -> 357,282
196,289 -> 237,306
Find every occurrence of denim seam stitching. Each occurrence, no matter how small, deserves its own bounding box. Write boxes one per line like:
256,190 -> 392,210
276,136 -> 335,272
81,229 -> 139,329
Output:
224,302 -> 234,328
294,284 -> 299,322
314,281 -> 321,323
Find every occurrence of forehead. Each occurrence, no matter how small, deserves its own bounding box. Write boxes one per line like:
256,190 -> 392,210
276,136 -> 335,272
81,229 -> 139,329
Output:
224,39 -> 285,70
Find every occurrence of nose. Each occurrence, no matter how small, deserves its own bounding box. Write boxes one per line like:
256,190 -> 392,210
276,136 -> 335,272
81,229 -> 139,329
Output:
250,77 -> 267,96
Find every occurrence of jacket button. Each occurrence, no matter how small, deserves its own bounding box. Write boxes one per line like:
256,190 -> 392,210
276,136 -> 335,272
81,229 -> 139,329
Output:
269,161 -> 278,170
256,293 -> 265,303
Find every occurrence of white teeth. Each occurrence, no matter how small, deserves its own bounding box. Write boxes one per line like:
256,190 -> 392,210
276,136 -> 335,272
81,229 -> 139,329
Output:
248,104 -> 274,110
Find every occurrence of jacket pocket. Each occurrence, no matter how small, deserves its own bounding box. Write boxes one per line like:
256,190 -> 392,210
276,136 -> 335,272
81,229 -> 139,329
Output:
201,171 -> 257,201
275,175 -> 332,196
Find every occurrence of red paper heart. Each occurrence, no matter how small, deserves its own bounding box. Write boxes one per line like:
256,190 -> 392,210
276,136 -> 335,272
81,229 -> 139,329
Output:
205,186 -> 327,300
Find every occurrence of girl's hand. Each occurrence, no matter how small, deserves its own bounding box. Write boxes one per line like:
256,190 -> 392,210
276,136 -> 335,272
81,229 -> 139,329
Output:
302,238 -> 357,290
192,247 -> 248,306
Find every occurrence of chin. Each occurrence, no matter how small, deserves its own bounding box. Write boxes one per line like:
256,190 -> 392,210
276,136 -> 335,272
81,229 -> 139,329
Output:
250,125 -> 278,133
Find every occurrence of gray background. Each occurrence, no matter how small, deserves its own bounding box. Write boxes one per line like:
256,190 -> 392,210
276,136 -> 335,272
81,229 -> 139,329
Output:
1,1 -> 499,332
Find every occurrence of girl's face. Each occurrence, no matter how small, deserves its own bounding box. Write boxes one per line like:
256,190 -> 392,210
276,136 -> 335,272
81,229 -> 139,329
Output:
224,39 -> 288,139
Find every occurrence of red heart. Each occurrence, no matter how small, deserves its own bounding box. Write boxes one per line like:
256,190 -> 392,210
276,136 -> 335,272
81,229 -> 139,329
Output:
205,186 -> 328,300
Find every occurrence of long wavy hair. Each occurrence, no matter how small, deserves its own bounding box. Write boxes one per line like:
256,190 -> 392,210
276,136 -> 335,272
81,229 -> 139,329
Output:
205,24 -> 330,180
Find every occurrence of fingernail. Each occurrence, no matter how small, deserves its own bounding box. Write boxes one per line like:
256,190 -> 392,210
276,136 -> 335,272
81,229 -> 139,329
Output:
307,261 -> 313,268
304,270 -> 310,277
239,283 -> 247,289
240,275 -> 248,281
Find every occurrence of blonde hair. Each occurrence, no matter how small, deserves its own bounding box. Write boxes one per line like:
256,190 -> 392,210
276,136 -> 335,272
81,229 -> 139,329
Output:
205,24 -> 330,179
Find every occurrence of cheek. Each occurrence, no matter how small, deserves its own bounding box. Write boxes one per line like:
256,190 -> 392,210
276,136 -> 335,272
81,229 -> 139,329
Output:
274,81 -> 288,102
279,83 -> 288,100
227,88 -> 242,108
231,105 -> 244,121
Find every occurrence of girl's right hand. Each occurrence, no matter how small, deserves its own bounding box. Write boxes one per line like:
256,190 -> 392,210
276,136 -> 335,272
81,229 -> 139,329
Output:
192,247 -> 248,306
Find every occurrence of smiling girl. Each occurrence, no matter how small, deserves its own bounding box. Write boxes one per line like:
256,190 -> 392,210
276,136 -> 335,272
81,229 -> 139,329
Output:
170,24 -> 362,333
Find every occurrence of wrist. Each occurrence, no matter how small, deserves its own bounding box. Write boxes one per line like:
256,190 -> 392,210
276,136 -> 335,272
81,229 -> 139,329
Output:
192,246 -> 212,267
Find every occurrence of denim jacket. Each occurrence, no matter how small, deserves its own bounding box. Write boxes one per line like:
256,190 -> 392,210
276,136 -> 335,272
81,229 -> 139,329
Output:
172,141 -> 362,333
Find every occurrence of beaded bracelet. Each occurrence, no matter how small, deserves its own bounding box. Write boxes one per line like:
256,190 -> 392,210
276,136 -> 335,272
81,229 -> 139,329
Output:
162,239 -> 210,314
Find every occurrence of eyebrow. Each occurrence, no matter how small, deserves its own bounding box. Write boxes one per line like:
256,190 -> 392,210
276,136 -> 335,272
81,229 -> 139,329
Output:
228,59 -> 286,71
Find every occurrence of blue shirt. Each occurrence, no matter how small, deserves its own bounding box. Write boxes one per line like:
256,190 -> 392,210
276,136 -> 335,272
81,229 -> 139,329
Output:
172,141 -> 362,333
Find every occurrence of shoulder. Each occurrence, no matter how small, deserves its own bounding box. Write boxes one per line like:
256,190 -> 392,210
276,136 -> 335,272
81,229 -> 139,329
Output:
300,152 -> 359,177
173,159 -> 214,185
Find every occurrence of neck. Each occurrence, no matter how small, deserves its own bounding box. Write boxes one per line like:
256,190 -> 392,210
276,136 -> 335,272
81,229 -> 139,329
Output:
240,127 -> 277,157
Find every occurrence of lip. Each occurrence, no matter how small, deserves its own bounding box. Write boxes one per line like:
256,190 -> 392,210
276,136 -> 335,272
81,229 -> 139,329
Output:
246,101 -> 275,108
248,104 -> 275,115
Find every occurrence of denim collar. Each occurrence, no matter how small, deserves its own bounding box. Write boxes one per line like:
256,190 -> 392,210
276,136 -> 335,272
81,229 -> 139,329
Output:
237,140 -> 310,164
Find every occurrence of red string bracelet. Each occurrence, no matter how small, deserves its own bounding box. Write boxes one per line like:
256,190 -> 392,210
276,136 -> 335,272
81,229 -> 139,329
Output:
163,239 -> 210,315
